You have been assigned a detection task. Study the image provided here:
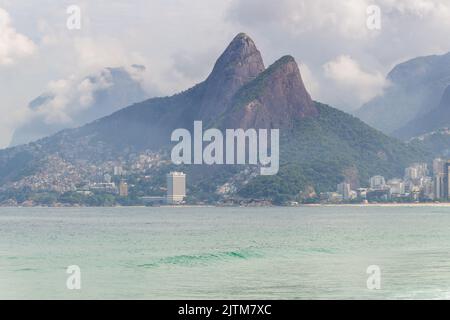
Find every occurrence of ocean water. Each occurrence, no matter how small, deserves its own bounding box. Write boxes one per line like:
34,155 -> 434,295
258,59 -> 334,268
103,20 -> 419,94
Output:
1,206 -> 450,300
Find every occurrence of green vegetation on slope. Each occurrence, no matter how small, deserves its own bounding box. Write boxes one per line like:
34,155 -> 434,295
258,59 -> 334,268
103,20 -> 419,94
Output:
239,102 -> 426,202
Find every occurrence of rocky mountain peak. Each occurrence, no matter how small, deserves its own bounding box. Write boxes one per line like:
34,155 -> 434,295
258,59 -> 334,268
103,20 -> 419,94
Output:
209,33 -> 264,78
221,55 -> 317,129
197,33 -> 265,123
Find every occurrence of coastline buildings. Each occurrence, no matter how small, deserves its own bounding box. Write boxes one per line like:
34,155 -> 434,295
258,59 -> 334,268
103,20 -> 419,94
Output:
423,177 -> 434,199
404,163 -> 433,194
166,172 -> 186,204
104,173 -> 112,183
431,158 -> 450,200
370,176 -> 386,190
331,160 -> 446,203
89,182 -> 117,194
387,179 -> 405,196
356,188 -> 368,199
445,161 -> 450,200
337,183 -> 352,200
404,163 -> 428,181
138,172 -> 188,205
113,166 -> 124,176
9,147 -> 450,205
119,180 -> 128,197
321,192 -> 343,203
434,174 -> 445,200
433,158 -> 445,200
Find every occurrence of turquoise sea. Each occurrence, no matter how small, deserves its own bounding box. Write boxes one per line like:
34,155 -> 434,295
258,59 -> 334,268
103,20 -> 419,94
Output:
1,206 -> 450,299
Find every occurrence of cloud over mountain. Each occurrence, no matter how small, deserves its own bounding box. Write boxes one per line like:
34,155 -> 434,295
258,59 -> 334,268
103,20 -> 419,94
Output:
9,66 -> 148,146
0,7 -> 35,65
323,55 -> 388,107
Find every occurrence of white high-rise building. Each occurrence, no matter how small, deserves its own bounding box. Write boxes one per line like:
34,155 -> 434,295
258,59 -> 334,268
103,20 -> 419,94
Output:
119,180 -> 128,197
434,175 -> 445,200
166,172 -> 186,204
405,163 -> 428,181
370,176 -> 386,190
423,177 -> 434,199
433,158 -> 445,200
433,158 -> 445,176
104,173 -> 112,183
337,183 -> 351,200
387,179 -> 405,195
404,167 -> 418,181
114,166 -> 124,176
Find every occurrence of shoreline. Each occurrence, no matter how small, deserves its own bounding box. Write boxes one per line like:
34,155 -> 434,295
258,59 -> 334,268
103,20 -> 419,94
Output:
2,203 -> 450,209
302,203 -> 450,207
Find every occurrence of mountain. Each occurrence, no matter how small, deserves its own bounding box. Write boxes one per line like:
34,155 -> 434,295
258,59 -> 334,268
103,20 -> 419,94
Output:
9,65 -> 148,147
239,102 -> 424,201
219,55 -> 317,130
0,33 -> 426,204
43,33 -> 267,155
196,32 -> 266,123
356,52 -> 450,134
394,85 -> 450,139
408,128 -> 450,160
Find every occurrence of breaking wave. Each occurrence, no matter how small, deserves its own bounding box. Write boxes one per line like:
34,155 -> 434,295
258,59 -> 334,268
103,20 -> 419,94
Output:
138,248 -> 262,268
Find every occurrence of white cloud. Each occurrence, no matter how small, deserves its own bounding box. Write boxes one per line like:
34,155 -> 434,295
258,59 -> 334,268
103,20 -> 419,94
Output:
228,0 -> 374,39
228,0 -> 450,110
381,0 -> 450,18
0,7 -> 37,146
298,62 -> 319,99
33,69 -> 115,125
323,55 -> 387,107
0,7 -> 35,65
229,0 -> 450,39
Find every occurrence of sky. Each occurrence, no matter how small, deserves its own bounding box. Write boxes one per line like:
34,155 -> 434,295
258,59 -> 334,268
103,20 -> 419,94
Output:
1,0 -> 450,148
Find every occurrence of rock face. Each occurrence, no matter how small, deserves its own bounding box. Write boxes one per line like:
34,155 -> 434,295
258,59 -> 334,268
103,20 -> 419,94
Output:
222,55 -> 317,129
356,52 -> 450,134
197,33 -> 265,123
394,85 -> 450,138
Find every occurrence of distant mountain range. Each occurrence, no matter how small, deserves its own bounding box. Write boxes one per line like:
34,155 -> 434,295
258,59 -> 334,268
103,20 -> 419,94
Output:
409,128 -> 450,159
394,85 -> 450,139
0,33 -> 426,202
9,66 -> 148,146
356,52 -> 450,136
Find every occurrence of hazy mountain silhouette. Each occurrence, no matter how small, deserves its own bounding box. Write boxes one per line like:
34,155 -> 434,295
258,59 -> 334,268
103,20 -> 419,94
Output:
395,85 -> 450,139
356,52 -> 450,134
9,66 -> 148,146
